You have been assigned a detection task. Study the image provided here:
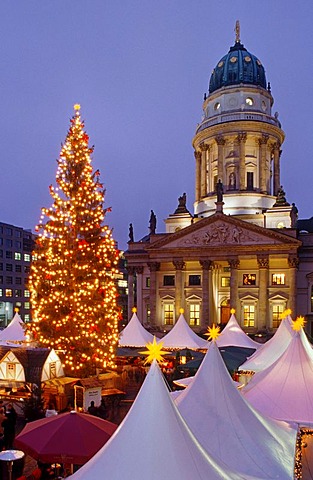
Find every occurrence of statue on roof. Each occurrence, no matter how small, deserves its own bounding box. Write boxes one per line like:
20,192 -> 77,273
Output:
174,192 -> 190,214
216,179 -> 224,203
235,20 -> 240,43
273,185 -> 290,207
290,203 -> 298,228
128,223 -> 134,243
149,210 -> 157,235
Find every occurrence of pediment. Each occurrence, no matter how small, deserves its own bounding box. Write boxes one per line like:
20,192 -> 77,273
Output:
148,213 -> 300,250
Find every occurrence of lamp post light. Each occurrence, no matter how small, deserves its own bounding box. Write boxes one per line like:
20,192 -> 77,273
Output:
0,450 -> 25,480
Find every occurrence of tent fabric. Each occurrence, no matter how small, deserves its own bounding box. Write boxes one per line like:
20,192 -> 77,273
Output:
0,313 -> 27,345
69,361 -> 251,480
158,313 -> 208,350
216,314 -> 260,349
118,312 -> 154,347
242,329 -> 313,425
176,341 -> 297,479
239,317 -> 294,372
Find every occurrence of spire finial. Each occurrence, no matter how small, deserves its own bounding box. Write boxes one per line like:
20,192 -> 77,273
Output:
235,20 -> 240,43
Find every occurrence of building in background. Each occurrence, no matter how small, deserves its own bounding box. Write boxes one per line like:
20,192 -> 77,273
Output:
125,24 -> 313,335
0,222 -> 35,326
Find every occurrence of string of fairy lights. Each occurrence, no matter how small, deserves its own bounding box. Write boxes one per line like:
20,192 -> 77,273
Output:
28,105 -> 120,376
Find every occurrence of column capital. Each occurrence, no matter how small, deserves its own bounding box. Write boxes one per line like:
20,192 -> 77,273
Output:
237,132 -> 247,144
271,141 -> 281,153
126,266 -> 136,275
134,266 -> 144,275
199,143 -> 210,152
258,134 -> 269,146
228,258 -> 240,269
288,255 -> 299,269
194,150 -> 202,161
147,261 -> 160,272
200,259 -> 212,270
257,254 -> 269,269
215,135 -> 226,146
173,259 -> 185,270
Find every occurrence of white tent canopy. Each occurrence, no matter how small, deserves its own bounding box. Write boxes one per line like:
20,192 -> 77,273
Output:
0,313 -> 28,346
242,328 -> 313,425
239,316 -> 293,372
159,313 -> 208,350
118,312 -> 154,347
176,341 -> 297,478
216,313 -> 260,349
70,360 -> 250,480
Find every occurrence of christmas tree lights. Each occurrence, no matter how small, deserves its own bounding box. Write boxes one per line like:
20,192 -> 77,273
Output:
29,105 -> 120,377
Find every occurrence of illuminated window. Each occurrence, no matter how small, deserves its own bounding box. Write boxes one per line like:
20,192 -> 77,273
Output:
24,290 -> 30,297
246,97 -> 253,106
24,314 -> 30,322
221,277 -> 230,287
272,273 -> 285,285
189,275 -> 201,286
146,277 -> 150,288
164,304 -> 174,325
5,289 -> 12,297
0,289 -> 2,296
24,302 -> 30,310
146,304 -> 151,323
272,304 -> 284,328
50,362 -> 56,378
117,279 -> 127,288
243,305 -> 255,327
163,275 -> 175,286
243,274 -> 256,286
14,252 -> 21,260
32,254 -> 38,261
214,102 -> 221,111
24,254 -> 31,262
189,304 -> 200,326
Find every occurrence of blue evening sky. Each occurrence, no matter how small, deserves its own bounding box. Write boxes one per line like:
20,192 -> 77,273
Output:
1,1 -> 313,249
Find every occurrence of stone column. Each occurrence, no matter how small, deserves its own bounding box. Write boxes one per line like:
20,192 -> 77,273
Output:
173,259 -> 185,319
200,259 -> 212,328
147,262 -> 160,326
228,258 -> 240,315
288,255 -> 299,316
135,266 -> 144,323
258,134 -> 269,193
237,133 -> 247,190
200,143 -> 210,197
257,255 -> 269,329
194,150 -> 202,202
215,136 -> 225,186
126,266 -> 135,320
272,142 -> 281,196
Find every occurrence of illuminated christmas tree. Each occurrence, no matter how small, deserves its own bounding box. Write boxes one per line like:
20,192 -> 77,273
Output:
29,105 -> 120,377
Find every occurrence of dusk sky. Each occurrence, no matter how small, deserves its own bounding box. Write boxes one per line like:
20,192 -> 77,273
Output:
1,2 -> 313,250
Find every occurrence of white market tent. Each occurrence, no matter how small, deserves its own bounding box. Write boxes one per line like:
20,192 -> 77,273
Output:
242,328 -> 313,426
118,312 -> 154,347
69,360 -> 249,480
176,340 -> 297,479
159,313 -> 208,350
0,312 -> 28,346
216,313 -> 260,349
239,316 -> 294,373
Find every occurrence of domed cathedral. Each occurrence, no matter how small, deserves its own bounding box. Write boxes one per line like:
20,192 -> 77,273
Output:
125,23 -> 310,336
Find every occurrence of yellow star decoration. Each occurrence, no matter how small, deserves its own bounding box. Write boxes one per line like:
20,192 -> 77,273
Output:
74,103 -> 81,111
230,308 -> 236,315
279,308 -> 292,320
205,324 -> 221,342
132,306 -> 137,313
292,316 -> 306,331
140,337 -> 169,365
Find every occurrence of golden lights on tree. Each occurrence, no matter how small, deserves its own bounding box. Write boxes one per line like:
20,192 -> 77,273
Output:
29,105 -> 120,377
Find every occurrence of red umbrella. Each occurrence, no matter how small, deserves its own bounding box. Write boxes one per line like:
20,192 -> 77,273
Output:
15,411 -> 117,465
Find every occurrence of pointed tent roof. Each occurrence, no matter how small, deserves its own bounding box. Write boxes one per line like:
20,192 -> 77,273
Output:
242,328 -> 313,425
176,341 -> 297,478
0,313 -> 27,345
216,313 -> 260,349
118,312 -> 154,347
159,313 -> 208,350
239,316 -> 294,372
70,360 -> 248,480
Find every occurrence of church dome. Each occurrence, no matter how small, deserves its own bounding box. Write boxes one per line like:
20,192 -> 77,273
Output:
209,41 -> 266,94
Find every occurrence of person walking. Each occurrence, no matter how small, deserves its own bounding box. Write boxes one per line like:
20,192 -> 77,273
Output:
3,403 -> 17,449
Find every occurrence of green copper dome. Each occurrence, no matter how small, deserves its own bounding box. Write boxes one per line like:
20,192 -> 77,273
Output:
209,41 -> 266,94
